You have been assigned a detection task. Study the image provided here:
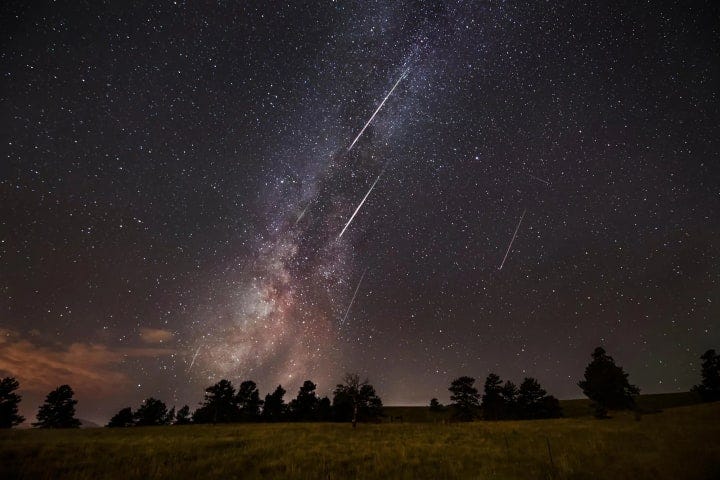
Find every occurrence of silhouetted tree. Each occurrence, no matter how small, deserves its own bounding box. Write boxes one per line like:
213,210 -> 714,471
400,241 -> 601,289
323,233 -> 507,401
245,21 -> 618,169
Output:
517,377 -> 562,419
692,349 -> 720,402
333,374 -> 360,425
317,396 -> 332,421
174,405 -> 191,425
165,406 -> 175,424
448,376 -> 480,422
107,407 -> 134,427
481,373 -> 505,420
578,347 -> 639,418
289,380 -> 320,421
236,380 -> 263,421
537,395 -> 563,419
262,385 -> 287,422
429,397 -> 444,412
448,376 -> 480,421
0,377 -> 25,428
359,383 -> 383,420
500,381 -> 519,419
33,385 -> 81,428
134,398 -> 171,426
193,379 -> 239,423
332,373 -> 383,427
517,377 -> 546,418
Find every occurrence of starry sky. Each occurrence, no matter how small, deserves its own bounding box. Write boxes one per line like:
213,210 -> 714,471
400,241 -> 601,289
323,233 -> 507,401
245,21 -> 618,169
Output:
1,1 -> 719,424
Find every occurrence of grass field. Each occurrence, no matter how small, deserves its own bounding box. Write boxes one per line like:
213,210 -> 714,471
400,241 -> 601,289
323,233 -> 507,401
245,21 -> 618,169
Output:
2,402 -> 718,480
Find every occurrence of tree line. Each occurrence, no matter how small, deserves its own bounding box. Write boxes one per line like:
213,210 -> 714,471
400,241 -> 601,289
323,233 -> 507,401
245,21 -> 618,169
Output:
106,374 -> 383,428
437,374 -> 563,421
1,347 -> 718,428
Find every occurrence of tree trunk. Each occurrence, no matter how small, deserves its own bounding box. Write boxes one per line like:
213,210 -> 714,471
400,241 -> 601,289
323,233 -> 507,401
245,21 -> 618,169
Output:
352,402 -> 358,428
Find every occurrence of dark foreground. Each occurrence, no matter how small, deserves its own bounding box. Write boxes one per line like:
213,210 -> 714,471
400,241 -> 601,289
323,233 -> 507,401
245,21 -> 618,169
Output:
2,403 -> 719,480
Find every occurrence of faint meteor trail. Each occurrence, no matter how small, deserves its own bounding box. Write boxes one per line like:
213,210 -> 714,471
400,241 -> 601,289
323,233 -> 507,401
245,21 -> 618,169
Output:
527,172 -> 550,185
294,202 -> 310,226
340,268 -> 367,325
347,68 -> 409,152
338,168 -> 385,238
499,209 -> 526,270
187,345 -> 202,373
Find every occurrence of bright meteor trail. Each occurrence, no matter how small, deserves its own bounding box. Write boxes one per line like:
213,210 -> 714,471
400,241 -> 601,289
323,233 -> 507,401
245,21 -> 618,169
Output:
187,345 -> 202,373
340,268 -> 367,325
338,169 -> 384,239
347,68 -> 409,152
498,209 -> 526,270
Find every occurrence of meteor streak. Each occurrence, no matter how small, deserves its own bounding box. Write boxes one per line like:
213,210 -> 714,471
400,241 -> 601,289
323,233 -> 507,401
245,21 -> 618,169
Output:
294,202 -> 310,226
527,172 -> 550,185
498,209 -> 526,270
338,169 -> 384,238
187,345 -> 202,373
340,268 -> 367,325
347,68 -> 409,152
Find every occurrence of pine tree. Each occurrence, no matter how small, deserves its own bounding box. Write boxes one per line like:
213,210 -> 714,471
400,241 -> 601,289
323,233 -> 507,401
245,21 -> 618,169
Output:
481,373 -> 505,420
578,347 -> 639,418
107,407 -> 134,427
499,381 -> 519,419
448,376 -> 480,421
236,380 -> 263,421
429,397 -> 444,412
289,380 -> 320,421
33,385 -> 81,428
174,405 -> 191,425
261,385 -> 287,422
134,398 -> 170,426
692,349 -> 720,402
0,377 -> 25,428
192,379 -> 239,423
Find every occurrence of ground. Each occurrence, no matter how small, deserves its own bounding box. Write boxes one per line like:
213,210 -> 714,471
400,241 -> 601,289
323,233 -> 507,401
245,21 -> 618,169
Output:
2,401 -> 718,479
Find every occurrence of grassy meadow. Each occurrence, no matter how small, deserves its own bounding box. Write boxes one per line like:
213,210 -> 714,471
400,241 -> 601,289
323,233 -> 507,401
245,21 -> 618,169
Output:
2,401 -> 719,480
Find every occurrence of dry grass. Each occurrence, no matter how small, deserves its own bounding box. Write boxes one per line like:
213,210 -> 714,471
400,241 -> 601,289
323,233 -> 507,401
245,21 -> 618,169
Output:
1,402 -> 718,480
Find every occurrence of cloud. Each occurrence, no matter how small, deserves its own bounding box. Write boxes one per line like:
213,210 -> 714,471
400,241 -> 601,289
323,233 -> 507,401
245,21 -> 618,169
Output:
0,330 -> 173,398
139,327 -> 174,344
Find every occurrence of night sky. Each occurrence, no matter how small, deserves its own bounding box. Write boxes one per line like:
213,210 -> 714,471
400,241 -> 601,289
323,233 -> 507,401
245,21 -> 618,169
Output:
1,1 -> 719,424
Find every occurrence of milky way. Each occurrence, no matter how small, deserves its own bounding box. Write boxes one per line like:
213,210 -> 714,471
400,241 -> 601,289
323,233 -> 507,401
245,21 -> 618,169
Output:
1,1 -> 719,422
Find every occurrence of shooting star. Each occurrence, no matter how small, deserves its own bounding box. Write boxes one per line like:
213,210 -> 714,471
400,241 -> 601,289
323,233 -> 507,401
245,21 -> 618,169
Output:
340,268 -> 367,325
294,202 -> 310,226
526,172 -> 550,186
338,168 -> 385,239
347,68 -> 409,152
498,209 -> 526,270
187,345 -> 202,373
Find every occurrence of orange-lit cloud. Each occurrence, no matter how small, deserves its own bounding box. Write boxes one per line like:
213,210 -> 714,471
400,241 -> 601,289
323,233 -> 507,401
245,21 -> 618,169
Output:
139,327 -> 174,344
0,329 -> 173,398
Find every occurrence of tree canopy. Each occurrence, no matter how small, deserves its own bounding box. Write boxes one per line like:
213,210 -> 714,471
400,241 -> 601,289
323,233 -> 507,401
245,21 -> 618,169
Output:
578,347 -> 639,418
517,377 -> 562,419
236,380 -> 263,421
448,376 -> 480,421
289,380 -> 321,421
332,373 -> 383,427
107,407 -> 134,427
134,397 -> 173,426
481,374 -> 505,420
0,377 -> 25,428
692,349 -> 720,402
261,385 -> 287,422
174,405 -> 191,425
193,379 -> 239,423
33,384 -> 81,428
